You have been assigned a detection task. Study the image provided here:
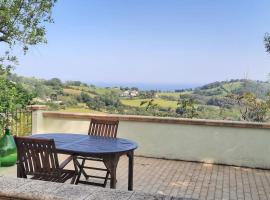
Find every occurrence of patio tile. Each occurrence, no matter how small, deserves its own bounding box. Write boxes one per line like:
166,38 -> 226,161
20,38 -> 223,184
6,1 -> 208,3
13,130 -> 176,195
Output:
1,156 -> 270,199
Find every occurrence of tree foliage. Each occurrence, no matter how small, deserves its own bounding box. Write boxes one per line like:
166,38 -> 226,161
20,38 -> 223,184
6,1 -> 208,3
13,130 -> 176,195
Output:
83,92 -> 122,112
0,0 -> 56,71
0,0 -> 56,48
0,76 -> 33,129
140,99 -> 158,111
264,33 -> 270,54
45,78 -> 63,94
0,0 -> 55,129
176,95 -> 199,118
227,92 -> 270,122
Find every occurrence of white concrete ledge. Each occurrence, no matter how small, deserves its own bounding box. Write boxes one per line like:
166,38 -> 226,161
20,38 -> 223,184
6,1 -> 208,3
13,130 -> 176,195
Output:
0,176 -> 179,200
43,111 -> 270,129
32,110 -> 270,169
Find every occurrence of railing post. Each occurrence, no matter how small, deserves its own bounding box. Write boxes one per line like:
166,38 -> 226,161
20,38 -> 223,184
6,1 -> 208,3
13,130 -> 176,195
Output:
27,105 -> 47,134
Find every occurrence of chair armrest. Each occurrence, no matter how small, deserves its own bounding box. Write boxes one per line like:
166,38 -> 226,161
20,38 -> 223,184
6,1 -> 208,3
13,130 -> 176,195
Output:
59,155 -> 73,169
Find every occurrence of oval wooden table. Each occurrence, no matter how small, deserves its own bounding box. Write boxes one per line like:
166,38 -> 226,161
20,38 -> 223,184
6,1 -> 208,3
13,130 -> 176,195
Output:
29,133 -> 138,190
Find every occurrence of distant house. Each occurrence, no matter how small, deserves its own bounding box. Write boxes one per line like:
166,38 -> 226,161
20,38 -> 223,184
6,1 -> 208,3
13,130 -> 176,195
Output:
33,97 -> 46,103
120,91 -> 130,97
53,100 -> 63,104
130,90 -> 139,97
120,90 -> 139,98
45,97 -> 52,102
33,96 -> 62,104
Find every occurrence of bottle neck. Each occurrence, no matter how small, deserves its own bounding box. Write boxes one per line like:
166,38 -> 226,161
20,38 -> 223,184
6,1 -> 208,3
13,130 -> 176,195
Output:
5,128 -> 11,135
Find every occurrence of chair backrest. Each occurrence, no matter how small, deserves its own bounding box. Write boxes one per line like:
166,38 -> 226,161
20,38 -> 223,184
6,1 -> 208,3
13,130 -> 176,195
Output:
88,118 -> 119,138
14,136 -> 60,177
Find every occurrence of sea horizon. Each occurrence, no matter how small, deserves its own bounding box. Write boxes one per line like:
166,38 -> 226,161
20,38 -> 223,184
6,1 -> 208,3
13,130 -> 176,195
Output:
88,82 -> 203,91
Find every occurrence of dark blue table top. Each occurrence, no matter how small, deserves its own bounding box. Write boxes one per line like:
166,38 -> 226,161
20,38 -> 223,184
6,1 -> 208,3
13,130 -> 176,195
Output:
30,133 -> 138,155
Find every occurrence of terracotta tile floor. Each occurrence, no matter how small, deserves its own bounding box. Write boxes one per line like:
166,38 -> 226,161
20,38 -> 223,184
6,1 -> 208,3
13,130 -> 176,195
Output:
89,156 -> 270,199
1,156 -> 270,200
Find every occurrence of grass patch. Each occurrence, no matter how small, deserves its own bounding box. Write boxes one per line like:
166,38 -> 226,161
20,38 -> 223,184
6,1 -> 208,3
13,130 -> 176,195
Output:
63,88 -> 81,96
59,107 -> 103,114
121,98 -> 178,109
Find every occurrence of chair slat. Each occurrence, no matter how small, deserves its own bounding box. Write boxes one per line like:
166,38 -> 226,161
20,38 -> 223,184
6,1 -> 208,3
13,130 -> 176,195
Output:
78,118 -> 119,187
88,118 -> 119,138
14,136 -> 75,183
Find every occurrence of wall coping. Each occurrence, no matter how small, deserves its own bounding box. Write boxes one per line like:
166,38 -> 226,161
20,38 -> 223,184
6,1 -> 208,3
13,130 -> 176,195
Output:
0,176 -> 175,200
43,111 -> 270,129
27,105 -> 47,111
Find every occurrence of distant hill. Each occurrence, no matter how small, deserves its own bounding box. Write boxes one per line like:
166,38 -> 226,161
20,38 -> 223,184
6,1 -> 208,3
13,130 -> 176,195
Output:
9,74 -> 270,121
10,74 -> 270,100
195,79 -> 270,99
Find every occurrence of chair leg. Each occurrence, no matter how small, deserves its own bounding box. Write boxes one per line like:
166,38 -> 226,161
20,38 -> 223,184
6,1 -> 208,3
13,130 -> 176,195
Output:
103,171 -> 110,187
76,158 -> 88,180
75,158 -> 116,187
71,156 -> 79,184
17,162 -> 27,179
82,168 -> 88,180
75,158 -> 86,185
70,174 -> 77,184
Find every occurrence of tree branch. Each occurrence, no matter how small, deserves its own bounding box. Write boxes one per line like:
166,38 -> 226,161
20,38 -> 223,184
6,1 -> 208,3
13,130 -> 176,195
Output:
0,36 -> 10,44
11,0 -> 24,27
0,0 -> 24,38
0,29 -> 7,35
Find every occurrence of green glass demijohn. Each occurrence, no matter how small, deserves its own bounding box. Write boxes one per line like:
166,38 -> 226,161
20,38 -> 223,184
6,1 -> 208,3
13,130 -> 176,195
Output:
0,128 -> 17,167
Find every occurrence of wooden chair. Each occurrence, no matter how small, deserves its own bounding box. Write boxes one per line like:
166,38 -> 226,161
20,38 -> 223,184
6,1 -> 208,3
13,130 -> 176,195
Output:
14,136 -> 77,184
76,118 -> 119,187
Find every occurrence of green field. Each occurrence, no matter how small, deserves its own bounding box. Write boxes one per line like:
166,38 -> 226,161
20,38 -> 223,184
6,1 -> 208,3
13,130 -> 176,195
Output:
60,107 -> 103,114
12,74 -> 270,122
63,88 -> 82,96
121,98 -> 178,109
70,86 -> 121,96
222,82 -> 242,91
157,91 -> 192,98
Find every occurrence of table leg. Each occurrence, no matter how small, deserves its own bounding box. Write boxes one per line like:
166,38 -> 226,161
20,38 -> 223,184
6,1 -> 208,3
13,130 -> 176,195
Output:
110,166 -> 117,189
127,151 -> 134,191
104,154 -> 120,189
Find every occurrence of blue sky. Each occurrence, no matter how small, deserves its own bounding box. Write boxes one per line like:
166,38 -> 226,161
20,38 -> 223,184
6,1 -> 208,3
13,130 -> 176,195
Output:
15,0 -> 270,85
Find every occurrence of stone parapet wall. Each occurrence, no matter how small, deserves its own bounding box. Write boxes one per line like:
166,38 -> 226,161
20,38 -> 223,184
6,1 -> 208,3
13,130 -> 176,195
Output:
30,109 -> 270,169
0,176 -> 178,200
